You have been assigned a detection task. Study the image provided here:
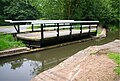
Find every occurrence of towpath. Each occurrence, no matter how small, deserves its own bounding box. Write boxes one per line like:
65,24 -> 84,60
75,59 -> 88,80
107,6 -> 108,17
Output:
31,40 -> 120,81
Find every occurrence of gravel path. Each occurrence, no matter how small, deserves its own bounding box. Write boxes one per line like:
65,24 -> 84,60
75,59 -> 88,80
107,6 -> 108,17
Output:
0,25 -> 30,33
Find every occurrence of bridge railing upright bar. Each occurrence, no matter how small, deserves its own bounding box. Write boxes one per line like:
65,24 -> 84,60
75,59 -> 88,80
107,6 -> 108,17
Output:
88,24 -> 91,36
70,23 -> 72,36
41,24 -> 44,40
80,24 -> 82,35
57,23 -> 59,37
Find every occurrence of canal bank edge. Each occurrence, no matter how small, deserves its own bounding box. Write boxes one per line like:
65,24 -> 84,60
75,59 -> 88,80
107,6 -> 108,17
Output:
31,40 -> 120,81
0,26 -> 106,58
0,36 -> 100,58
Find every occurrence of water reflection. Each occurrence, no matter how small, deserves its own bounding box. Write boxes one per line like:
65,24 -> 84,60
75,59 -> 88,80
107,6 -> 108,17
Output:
10,59 -> 25,70
0,60 -> 40,81
0,31 -> 119,81
0,52 -> 70,81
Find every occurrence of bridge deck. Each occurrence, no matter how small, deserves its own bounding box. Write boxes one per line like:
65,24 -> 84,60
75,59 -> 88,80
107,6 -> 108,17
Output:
17,29 -> 96,41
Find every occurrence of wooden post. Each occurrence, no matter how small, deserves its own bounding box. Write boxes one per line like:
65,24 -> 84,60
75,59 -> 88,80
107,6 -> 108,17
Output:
40,24 -> 44,47
89,24 -> 91,36
70,23 -> 72,36
14,25 -> 18,33
32,24 -> 34,32
17,25 -> 20,33
41,24 -> 44,39
57,23 -> 59,37
42,60 -> 45,71
80,24 -> 82,35
28,40 -> 31,48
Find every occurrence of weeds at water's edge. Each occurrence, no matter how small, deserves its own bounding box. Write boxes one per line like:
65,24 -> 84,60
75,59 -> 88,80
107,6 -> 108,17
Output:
0,34 -> 25,51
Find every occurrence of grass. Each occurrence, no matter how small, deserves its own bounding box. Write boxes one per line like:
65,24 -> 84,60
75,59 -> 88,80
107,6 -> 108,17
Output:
0,34 -> 25,51
109,25 -> 118,32
0,26 -> 13,28
27,26 -> 40,29
108,52 -> 120,76
97,29 -> 101,35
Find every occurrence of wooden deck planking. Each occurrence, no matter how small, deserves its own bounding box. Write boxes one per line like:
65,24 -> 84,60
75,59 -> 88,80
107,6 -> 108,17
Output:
17,29 -> 96,41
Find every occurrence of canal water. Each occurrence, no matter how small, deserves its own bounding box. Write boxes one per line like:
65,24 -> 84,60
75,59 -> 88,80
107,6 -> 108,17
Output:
0,31 -> 119,81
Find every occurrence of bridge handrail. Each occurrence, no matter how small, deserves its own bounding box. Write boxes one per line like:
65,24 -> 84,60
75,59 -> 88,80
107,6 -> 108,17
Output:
5,20 -> 99,34
5,20 -> 99,25
32,21 -> 99,25
5,20 -> 75,24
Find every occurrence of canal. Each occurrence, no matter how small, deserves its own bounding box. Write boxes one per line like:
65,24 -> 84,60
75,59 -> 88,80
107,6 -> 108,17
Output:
0,31 -> 119,81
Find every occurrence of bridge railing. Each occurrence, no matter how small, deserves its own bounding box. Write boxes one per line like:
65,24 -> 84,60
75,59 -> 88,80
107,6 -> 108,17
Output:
33,21 -> 99,39
5,20 -> 74,33
5,20 -> 99,39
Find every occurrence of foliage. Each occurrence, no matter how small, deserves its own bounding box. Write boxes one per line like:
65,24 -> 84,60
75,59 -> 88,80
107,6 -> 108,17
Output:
29,0 -> 119,27
109,25 -> 119,32
35,0 -> 65,19
108,52 -> 120,76
0,0 -> 8,25
63,0 -> 115,27
110,0 -> 120,25
4,0 -> 40,20
0,0 -> 119,28
0,34 -> 25,51
0,0 -> 40,25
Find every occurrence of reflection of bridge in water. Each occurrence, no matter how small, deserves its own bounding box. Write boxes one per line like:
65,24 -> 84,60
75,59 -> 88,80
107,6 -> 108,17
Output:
0,49 -> 71,75
5,20 -> 99,47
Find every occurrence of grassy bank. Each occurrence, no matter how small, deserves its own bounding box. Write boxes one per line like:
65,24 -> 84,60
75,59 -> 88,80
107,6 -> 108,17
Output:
0,34 -> 25,51
108,52 -> 120,76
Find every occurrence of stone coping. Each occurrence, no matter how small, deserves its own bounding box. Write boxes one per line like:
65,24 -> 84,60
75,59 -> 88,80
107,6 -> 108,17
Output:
0,47 -> 30,57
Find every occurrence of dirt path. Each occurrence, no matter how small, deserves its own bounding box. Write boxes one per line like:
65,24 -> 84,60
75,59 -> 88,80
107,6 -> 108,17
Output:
69,55 -> 117,81
31,40 -> 120,81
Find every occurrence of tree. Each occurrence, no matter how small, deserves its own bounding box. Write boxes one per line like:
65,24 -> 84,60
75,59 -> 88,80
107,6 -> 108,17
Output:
63,0 -> 80,20
0,0 -> 9,25
110,0 -> 120,25
4,0 -> 40,20
39,0 -> 65,19
0,0 -> 119,27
